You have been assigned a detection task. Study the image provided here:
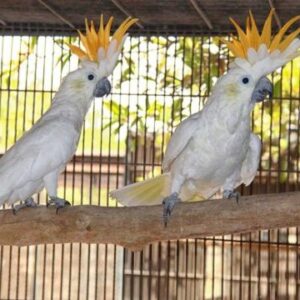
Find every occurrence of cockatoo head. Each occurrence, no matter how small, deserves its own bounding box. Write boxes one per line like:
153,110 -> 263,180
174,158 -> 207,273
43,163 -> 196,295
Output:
214,67 -> 273,108
218,10 -> 300,107
65,16 -> 137,99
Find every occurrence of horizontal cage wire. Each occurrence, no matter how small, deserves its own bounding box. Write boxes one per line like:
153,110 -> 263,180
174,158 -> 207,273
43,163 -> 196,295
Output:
0,27 -> 299,300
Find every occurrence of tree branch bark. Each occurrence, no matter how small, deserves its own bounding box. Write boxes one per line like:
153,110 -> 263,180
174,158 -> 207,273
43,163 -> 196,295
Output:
0,192 -> 299,251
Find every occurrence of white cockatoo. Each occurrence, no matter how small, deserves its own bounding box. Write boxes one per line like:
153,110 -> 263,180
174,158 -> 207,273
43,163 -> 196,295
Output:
111,10 -> 300,224
0,16 -> 137,212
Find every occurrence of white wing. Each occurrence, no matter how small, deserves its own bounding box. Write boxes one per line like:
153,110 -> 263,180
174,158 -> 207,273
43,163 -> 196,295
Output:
240,133 -> 261,186
0,117 -> 79,202
162,112 -> 201,172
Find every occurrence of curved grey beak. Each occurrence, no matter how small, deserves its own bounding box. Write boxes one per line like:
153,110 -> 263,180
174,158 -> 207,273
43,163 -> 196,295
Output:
251,77 -> 273,103
93,77 -> 111,97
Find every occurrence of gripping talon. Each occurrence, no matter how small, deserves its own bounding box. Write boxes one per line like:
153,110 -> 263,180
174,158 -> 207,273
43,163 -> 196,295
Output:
12,197 -> 37,214
223,190 -> 240,203
47,197 -> 71,213
162,192 -> 180,226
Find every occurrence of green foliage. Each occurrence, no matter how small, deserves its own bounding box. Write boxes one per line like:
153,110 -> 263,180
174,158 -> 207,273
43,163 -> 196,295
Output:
0,34 -> 299,189
1,36 -> 37,89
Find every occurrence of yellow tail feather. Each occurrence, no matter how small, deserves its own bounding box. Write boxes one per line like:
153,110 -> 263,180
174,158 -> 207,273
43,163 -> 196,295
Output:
110,173 -> 170,206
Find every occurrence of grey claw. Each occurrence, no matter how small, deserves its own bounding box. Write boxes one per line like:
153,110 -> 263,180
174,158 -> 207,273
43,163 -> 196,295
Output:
55,201 -> 70,214
162,192 -> 179,226
223,190 -> 240,203
48,197 -> 71,213
12,198 -> 37,214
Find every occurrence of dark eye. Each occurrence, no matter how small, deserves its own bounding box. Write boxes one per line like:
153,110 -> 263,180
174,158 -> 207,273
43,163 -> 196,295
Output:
242,77 -> 249,84
88,74 -> 94,81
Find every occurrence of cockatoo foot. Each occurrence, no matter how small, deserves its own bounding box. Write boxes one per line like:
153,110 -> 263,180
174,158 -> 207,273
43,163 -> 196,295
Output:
223,190 -> 240,203
12,197 -> 37,215
162,192 -> 180,227
47,197 -> 71,214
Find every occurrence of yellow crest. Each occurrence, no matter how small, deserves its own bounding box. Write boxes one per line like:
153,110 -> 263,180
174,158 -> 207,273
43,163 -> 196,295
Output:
69,16 -> 138,62
223,10 -> 300,58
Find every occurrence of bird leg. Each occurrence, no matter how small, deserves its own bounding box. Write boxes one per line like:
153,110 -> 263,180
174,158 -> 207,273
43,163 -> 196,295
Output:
162,192 -> 180,227
47,196 -> 70,214
12,197 -> 37,215
223,190 -> 240,203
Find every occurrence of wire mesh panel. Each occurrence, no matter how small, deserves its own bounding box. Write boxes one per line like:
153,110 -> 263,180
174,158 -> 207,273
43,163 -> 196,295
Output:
0,29 -> 299,300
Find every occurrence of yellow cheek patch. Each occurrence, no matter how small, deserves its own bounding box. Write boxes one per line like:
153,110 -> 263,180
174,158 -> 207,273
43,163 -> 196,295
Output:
70,79 -> 85,91
225,83 -> 238,97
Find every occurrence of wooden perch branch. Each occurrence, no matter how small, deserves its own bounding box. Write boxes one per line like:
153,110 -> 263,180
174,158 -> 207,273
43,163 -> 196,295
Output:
0,192 -> 299,251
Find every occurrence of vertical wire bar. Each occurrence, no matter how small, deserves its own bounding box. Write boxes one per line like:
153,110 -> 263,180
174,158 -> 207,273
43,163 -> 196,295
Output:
18,35 -> 28,296
239,234 -> 243,299
164,35 -> 171,300
104,45 -> 116,299
58,36 -> 65,300
41,32 -> 55,300
171,34 -> 180,300
139,34 -> 145,300
220,35 -> 227,300
60,36 -> 72,300
77,44 -> 88,297
296,60 -> 300,300
209,37 -> 216,300
103,32 -> 125,300
153,33 -> 161,300
181,33 -> 187,299
50,33 -> 66,299
121,32 -> 129,297
95,31 -> 106,300
201,35 -> 208,300
86,71 -> 96,300
267,71 -> 275,300
5,34 -> 15,300
105,34 -> 116,300
194,34 -> 204,299
192,38 -> 199,299
189,33 -> 196,300
128,32 -> 139,300
122,34 -> 134,300
206,34 -> 212,299
275,68 -> 284,299
112,29 -> 126,300
129,34 -> 136,300
31,34 -> 39,300
67,36 -> 81,300
183,34 -> 191,300
112,34 -> 125,300
162,35 -> 173,299
259,79 -> 270,297
111,34 -> 123,300
11,35 -> 23,300
258,69 -> 267,298
286,60 -> 294,299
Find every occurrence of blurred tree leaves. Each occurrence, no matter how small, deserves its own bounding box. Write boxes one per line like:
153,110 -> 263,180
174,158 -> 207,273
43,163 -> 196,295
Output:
0,34 -> 299,184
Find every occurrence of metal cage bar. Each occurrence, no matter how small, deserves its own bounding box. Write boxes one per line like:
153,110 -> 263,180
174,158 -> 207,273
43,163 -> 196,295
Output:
0,27 -> 299,299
